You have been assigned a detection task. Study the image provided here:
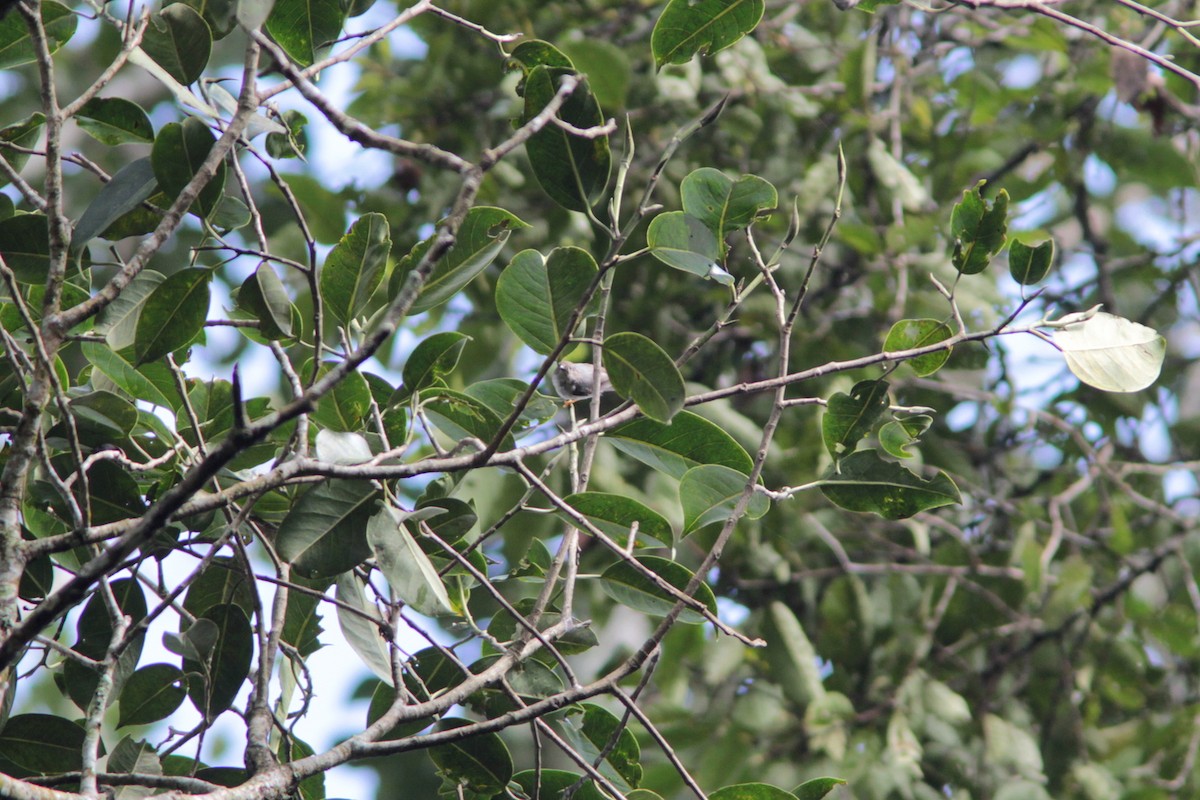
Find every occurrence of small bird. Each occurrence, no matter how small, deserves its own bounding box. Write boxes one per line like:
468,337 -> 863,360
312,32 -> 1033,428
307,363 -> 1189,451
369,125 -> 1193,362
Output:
552,361 -> 612,403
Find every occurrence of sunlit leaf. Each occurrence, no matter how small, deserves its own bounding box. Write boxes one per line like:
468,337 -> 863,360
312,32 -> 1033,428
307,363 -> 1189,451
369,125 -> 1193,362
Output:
1052,310 -> 1165,392
651,0 -> 765,68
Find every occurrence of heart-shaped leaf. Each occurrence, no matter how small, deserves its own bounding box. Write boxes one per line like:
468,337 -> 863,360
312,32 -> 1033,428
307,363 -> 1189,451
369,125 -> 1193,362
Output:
496,247 -> 598,355
822,379 -> 890,460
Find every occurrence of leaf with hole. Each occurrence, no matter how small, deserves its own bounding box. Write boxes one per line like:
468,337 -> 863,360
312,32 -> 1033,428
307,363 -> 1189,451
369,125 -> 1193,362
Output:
884,318 -> 953,377
878,415 -> 932,459
822,379 -> 890,460
950,181 -> 1008,275
820,450 -> 961,519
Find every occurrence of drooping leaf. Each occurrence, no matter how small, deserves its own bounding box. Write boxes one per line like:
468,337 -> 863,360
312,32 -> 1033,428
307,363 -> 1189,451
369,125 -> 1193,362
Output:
602,332 -> 685,423
680,464 -> 768,534
236,262 -> 294,339
398,332 -> 471,398
131,268 -> 212,366
884,318 -> 954,377
73,158 -> 159,250
275,479 -> 381,579
140,4 -> 212,85
320,212 -> 391,326
392,206 -> 528,314
151,117 -> 226,218
80,342 -> 173,409
609,411 -> 753,479
763,601 -> 827,709
680,168 -> 777,252
0,2 -> 76,70
181,556 -> 255,619
822,379 -> 890,460
1008,238 -> 1055,285
428,718 -> 513,795
265,0 -> 346,67
560,492 -> 674,546
521,66 -> 611,212
651,0 -> 765,68
819,450 -> 961,519
118,664 -> 188,728
95,270 -> 165,351
600,555 -> 717,624
647,211 -> 721,278
76,97 -> 155,145
1052,310 -> 1165,392
335,572 -> 393,684
496,247 -> 598,355
107,735 -> 162,800
367,506 -> 454,617
183,603 -> 253,721
950,181 -> 1008,275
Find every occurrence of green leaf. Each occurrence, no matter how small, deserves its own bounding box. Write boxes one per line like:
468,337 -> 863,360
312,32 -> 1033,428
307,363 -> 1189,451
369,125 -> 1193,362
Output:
0,214 -> 50,283
0,715 -> 85,777
151,117 -> 226,219
265,0 -> 346,67
132,268 -> 212,366
265,109 -> 307,159
107,736 -> 162,800
335,572 -> 392,683
950,182 -> 1008,275
281,575 -> 327,659
182,556 -> 256,619
822,379 -> 890,460
681,168 -> 777,253
367,506 -> 454,617
576,703 -> 643,787
428,718 -> 513,795
463,379 -> 559,431
0,113 -> 45,178
680,464 -> 768,534
276,479 -> 381,579
710,784 -> 799,800
609,411 -> 753,479
1008,238 -> 1054,285
393,206 -> 528,314
0,2 -> 75,70
183,603 -> 253,721
181,0 -> 237,38
600,555 -> 717,624
647,212 -> 721,278
68,391 -> 139,445
420,388 -> 515,452
878,415 -> 932,459
236,263 -> 294,339
819,450 -> 961,519
76,97 -> 154,145
496,247 -> 598,355
79,460 -> 147,525
521,66 -> 611,212
883,318 -> 954,377
73,158 -> 159,250
399,332 -> 471,397
651,0 -> 765,68
94,268 -> 165,350
793,778 -> 848,800
602,332 -> 685,423
560,492 -> 674,545
320,212 -> 391,326
560,40 -> 631,110
118,664 -> 188,727
1052,310 -> 1166,393
763,601 -> 826,708
141,4 -> 212,85
310,363 -> 372,432
510,769 -> 607,800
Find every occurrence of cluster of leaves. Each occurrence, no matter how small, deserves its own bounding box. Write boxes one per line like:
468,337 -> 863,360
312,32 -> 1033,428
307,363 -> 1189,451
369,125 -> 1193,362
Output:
1,1 -> 1198,800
